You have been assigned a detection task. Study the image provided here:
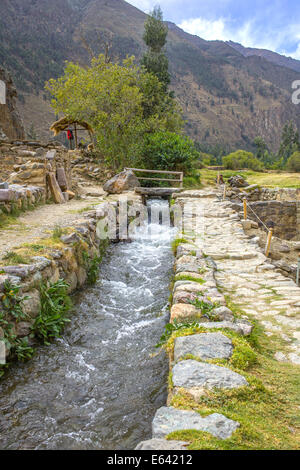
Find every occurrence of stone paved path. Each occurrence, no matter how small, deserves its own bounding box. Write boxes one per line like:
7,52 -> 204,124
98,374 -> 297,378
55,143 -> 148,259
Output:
137,188 -> 300,449
197,191 -> 300,365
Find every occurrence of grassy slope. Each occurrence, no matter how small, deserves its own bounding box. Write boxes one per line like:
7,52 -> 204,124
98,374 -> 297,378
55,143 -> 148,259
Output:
200,168 -> 300,188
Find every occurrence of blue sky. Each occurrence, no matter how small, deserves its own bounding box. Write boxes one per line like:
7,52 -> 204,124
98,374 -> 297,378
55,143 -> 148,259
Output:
127,0 -> 300,59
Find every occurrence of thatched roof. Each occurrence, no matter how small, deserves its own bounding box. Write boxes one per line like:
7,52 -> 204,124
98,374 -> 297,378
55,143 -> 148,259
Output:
50,117 -> 94,136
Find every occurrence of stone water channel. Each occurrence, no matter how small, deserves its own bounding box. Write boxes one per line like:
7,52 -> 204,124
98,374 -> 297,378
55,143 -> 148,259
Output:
0,199 -> 177,450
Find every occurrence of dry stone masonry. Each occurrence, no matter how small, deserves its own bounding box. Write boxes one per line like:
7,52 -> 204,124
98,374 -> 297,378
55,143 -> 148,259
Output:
0,183 -> 45,216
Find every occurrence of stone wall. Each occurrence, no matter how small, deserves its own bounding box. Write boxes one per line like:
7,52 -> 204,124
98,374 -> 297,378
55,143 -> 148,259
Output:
0,201 -> 115,364
226,186 -> 300,241
0,141 -> 74,201
0,183 -> 46,217
227,185 -> 300,203
230,200 -> 298,240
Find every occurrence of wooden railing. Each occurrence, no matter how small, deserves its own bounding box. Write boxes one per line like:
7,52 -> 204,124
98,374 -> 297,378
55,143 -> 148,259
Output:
220,181 -> 273,257
125,168 -> 184,188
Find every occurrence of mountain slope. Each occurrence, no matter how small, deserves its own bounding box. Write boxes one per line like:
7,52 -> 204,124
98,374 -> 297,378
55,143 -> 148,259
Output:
1,0 -> 299,152
227,41 -> 300,73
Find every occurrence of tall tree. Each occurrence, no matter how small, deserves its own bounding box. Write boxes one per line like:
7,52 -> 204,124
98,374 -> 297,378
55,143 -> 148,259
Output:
254,136 -> 267,161
141,6 -> 170,92
46,55 -> 182,170
277,121 -> 300,165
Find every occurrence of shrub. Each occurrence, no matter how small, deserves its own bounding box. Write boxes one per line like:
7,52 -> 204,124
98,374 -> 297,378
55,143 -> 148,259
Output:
141,131 -> 200,173
286,151 -> 300,172
223,150 -> 264,171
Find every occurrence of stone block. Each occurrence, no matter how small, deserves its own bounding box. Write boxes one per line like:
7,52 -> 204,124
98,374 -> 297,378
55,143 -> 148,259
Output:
174,333 -> 233,362
170,304 -> 202,322
172,360 -> 248,390
135,439 -> 189,450
152,407 -> 240,440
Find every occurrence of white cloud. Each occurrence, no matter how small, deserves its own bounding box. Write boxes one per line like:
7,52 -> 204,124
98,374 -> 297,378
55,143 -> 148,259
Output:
127,2 -> 300,61
179,16 -> 269,48
178,16 -> 300,60
281,44 -> 300,60
179,17 -> 228,41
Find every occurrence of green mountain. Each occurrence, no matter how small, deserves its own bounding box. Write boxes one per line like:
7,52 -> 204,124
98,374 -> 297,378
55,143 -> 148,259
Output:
1,0 -> 299,152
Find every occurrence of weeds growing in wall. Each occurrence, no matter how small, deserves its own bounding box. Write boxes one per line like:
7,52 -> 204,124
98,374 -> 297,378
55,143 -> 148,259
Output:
82,239 -> 109,286
0,281 -> 34,377
33,280 -> 72,345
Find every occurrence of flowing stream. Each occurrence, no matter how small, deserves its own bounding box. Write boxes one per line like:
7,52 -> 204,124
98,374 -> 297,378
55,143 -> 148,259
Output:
0,199 -> 176,450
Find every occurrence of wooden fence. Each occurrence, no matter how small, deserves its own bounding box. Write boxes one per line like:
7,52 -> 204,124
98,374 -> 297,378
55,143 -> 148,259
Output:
125,168 -> 184,188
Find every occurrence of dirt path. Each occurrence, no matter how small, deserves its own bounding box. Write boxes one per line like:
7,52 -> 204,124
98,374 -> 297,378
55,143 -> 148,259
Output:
0,188 -> 106,259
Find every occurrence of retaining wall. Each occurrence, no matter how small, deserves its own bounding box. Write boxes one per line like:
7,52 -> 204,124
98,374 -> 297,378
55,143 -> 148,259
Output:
0,141 -> 74,198
0,183 -> 46,216
0,201 -> 116,365
230,200 -> 298,240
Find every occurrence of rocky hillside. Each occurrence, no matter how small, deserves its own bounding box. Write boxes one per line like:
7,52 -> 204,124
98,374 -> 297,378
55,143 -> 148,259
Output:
1,0 -> 300,152
227,41 -> 300,73
0,66 -> 25,141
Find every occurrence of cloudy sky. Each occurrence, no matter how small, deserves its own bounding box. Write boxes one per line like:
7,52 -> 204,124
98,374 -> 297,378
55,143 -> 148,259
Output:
127,0 -> 300,59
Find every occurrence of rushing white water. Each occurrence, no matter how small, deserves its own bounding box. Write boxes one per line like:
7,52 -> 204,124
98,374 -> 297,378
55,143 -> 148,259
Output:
0,199 -> 176,450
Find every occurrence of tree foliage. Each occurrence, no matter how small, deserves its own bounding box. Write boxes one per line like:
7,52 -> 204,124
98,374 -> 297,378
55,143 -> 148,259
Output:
277,121 -> 300,166
223,150 -> 264,171
286,151 -> 300,172
46,54 -> 182,169
141,6 -> 170,92
142,131 -> 199,173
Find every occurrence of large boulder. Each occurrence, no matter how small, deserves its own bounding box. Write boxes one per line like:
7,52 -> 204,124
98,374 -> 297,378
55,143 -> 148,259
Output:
228,175 -> 248,188
103,170 -> 141,194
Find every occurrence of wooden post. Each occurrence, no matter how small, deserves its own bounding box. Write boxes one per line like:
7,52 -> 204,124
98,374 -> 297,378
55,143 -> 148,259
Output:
223,184 -> 226,200
74,123 -> 78,149
217,172 -> 220,185
46,172 -> 65,204
243,198 -> 247,220
180,172 -> 183,189
297,256 -> 300,286
265,229 -> 273,257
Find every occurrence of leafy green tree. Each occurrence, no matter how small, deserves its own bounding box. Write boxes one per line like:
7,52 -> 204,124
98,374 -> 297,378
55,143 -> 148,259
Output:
141,131 -> 199,173
277,121 -> 300,165
286,151 -> 300,172
46,55 -> 182,170
141,6 -> 170,92
222,150 -> 264,171
138,70 -> 182,132
254,136 -> 267,160
253,137 -> 277,168
47,56 -> 143,169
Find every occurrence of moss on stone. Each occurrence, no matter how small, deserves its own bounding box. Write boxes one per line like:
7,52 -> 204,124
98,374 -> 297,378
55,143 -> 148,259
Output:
175,275 -> 206,284
166,320 -> 300,450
